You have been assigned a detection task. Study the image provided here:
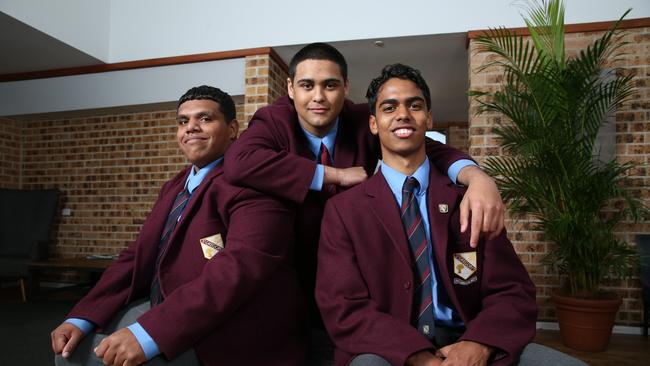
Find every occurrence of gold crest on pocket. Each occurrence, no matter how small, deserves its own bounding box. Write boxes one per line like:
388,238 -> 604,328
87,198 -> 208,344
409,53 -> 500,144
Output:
453,251 -> 477,280
200,233 -> 224,259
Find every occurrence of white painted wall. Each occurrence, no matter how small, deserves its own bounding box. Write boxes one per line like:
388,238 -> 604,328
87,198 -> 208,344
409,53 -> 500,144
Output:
107,0 -> 650,62
0,59 -> 245,116
0,0 -> 110,61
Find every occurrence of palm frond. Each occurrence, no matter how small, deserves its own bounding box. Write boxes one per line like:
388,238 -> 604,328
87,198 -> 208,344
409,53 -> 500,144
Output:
470,0 -> 642,297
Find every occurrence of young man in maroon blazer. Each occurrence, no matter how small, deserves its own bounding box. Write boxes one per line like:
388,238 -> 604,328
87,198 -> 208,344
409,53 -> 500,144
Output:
224,43 -> 506,329
50,86 -> 307,366
315,65 -> 583,366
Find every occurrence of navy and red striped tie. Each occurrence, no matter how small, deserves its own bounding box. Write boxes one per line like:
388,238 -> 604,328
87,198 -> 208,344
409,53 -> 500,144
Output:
319,142 -> 337,197
150,187 -> 191,305
401,177 -> 435,339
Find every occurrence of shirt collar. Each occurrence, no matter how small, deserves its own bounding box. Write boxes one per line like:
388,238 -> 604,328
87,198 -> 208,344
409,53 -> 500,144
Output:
380,157 -> 430,204
185,157 -> 222,194
300,117 -> 339,159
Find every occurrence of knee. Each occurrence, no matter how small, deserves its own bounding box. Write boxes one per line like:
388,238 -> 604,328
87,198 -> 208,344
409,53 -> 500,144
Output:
349,354 -> 392,366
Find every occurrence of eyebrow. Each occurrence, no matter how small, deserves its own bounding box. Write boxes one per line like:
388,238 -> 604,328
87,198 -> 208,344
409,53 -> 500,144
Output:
378,96 -> 425,106
177,110 -> 214,119
296,78 -> 342,84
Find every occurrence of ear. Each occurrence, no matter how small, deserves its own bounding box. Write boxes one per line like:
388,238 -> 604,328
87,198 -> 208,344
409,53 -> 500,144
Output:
287,77 -> 294,100
228,119 -> 240,140
426,110 -> 433,130
369,115 -> 378,136
344,78 -> 350,97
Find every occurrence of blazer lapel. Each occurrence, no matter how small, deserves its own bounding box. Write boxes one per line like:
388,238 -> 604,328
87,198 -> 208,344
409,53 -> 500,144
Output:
130,167 -> 189,297
366,171 -> 412,267
164,164 -> 222,249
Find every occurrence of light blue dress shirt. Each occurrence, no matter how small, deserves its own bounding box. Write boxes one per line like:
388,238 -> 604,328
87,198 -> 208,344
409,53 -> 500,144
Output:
380,158 -> 463,327
65,157 -> 223,360
300,118 -> 339,191
299,119 -> 476,190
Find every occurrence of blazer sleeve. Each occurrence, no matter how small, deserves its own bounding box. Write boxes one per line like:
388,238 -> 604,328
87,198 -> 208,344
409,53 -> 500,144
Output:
137,189 -> 296,359
458,230 -> 537,365
65,241 -> 137,329
424,138 -> 475,177
224,107 -> 316,204
65,179 -> 176,329
316,200 -> 433,366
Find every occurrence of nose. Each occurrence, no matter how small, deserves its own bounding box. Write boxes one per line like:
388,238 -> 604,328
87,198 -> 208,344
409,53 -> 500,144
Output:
396,104 -> 411,121
185,117 -> 201,132
312,86 -> 325,102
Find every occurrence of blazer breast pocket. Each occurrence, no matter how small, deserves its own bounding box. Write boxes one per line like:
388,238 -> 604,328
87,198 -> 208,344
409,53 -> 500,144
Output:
191,219 -> 227,260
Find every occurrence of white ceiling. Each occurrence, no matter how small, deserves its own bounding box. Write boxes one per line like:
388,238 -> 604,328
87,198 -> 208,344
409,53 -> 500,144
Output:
0,12 -> 102,75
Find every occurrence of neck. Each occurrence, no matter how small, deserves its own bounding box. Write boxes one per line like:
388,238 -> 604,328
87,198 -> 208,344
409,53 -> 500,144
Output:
381,149 -> 426,176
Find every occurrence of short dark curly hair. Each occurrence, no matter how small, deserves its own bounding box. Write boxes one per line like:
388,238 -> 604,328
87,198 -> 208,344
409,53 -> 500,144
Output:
366,63 -> 431,116
178,85 -> 236,122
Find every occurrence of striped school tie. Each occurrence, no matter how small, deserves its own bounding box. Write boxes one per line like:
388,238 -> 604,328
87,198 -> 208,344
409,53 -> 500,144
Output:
401,177 -> 435,340
150,187 -> 191,305
319,142 -> 337,197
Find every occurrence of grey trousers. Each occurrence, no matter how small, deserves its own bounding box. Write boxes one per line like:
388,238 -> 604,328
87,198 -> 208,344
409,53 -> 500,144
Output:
349,343 -> 588,366
55,299 -> 200,366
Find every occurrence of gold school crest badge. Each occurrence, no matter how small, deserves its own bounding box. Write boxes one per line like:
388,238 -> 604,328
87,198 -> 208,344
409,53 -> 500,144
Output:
453,251 -> 477,280
200,233 -> 224,259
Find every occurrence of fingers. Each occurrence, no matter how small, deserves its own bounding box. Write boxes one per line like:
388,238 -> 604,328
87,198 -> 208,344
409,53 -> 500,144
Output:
435,344 -> 451,359
51,331 -> 68,354
481,198 -> 505,240
469,207 -> 482,248
114,351 -> 127,366
96,338 -> 117,366
51,324 -> 83,357
339,167 -> 368,187
94,338 -> 108,359
61,331 -> 82,358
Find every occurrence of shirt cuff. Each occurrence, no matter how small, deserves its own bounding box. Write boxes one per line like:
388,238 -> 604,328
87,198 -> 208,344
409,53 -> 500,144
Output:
310,164 -> 325,191
127,322 -> 161,360
64,318 -> 95,335
447,159 -> 478,184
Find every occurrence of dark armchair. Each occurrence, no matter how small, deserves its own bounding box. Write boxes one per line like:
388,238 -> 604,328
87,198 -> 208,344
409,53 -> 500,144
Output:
0,188 -> 59,301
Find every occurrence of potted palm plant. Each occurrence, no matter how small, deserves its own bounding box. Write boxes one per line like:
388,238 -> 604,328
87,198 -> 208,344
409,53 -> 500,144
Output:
470,0 -> 646,352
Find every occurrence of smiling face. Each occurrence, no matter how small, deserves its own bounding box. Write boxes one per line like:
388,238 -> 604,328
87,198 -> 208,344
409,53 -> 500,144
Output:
287,59 -> 349,137
369,78 -> 432,170
176,99 -> 238,168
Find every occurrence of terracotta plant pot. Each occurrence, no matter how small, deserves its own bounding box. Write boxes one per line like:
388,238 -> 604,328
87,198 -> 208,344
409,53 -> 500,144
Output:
551,293 -> 622,352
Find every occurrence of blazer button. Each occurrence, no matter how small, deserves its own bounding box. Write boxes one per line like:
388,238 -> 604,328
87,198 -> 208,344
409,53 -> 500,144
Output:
404,281 -> 411,290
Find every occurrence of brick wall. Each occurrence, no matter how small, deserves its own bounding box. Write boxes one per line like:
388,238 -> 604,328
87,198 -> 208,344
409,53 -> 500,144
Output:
446,124 -> 470,153
242,54 -> 288,130
19,110 -> 184,258
468,26 -> 650,325
0,118 -> 22,188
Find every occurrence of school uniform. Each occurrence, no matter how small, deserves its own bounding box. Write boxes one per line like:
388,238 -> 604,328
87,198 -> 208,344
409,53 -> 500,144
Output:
315,159 -> 537,366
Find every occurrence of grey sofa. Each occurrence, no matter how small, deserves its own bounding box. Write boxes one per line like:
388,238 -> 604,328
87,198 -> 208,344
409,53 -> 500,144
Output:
0,188 -> 59,301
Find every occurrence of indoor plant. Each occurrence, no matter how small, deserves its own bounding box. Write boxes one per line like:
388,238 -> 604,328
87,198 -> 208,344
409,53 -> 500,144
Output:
470,0 -> 646,351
